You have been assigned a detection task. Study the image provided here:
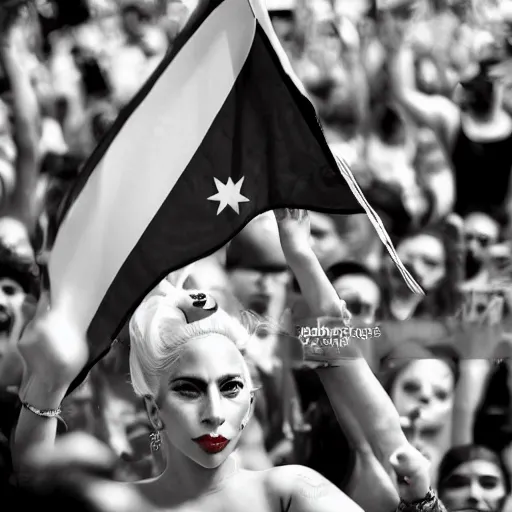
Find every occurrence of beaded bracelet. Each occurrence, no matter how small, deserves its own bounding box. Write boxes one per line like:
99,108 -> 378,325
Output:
397,487 -> 441,512
21,401 -> 68,432
21,401 -> 62,418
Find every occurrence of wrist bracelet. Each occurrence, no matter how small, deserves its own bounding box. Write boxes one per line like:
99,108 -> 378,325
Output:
410,487 -> 436,505
398,487 -> 437,512
21,401 -> 62,418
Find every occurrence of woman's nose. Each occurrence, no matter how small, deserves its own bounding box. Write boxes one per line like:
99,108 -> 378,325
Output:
467,481 -> 485,505
202,390 -> 226,428
418,394 -> 430,405
417,386 -> 431,405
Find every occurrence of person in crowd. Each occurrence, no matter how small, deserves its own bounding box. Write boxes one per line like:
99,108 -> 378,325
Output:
462,211 -> 501,288
326,260 -> 382,325
10,209 -> 446,512
0,5 -> 40,230
0,5 -> 41,390
307,211 -> 376,270
380,341 -> 460,485
3,1 -> 512,511
389,17 -> 512,227
473,357 -> 512,480
413,127 -> 455,222
0,230 -> 40,389
437,445 -> 510,512
107,2 -> 167,106
381,224 -> 458,320
364,101 -> 431,233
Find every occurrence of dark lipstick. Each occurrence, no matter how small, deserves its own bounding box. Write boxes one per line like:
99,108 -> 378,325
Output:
193,434 -> 229,454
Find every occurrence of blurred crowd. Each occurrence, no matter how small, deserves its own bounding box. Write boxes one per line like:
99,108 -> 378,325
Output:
2,0 -> 512,510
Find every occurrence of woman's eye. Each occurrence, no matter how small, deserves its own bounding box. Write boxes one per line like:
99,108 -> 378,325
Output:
424,258 -> 441,269
444,476 -> 469,489
2,284 -> 20,296
480,477 -> 499,490
221,381 -> 243,397
435,389 -> 449,401
174,385 -> 201,398
421,426 -> 441,438
403,381 -> 421,394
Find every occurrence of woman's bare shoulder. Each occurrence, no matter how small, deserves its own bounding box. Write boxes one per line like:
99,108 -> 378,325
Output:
264,465 -> 329,493
262,465 -> 364,512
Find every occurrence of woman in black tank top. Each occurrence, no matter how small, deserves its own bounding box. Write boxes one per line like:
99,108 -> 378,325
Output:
452,60 -> 512,222
452,126 -> 512,222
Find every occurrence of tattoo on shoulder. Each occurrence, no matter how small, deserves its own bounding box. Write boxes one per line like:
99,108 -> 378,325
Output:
295,470 -> 331,500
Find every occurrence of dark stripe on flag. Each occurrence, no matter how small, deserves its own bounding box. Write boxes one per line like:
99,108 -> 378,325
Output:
56,0 -> 225,229
67,23 -> 364,393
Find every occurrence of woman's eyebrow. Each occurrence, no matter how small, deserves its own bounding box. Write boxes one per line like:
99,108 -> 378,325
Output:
217,373 -> 244,384
169,374 -> 243,386
169,376 -> 206,386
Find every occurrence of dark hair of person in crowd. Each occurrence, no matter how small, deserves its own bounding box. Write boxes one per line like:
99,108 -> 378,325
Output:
319,88 -> 362,140
291,260 -> 381,294
459,57 -> 501,120
379,340 -> 460,395
325,260 -> 381,287
437,445 -> 511,509
0,242 -> 40,300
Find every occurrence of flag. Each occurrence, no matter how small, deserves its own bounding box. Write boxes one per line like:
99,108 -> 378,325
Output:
50,0 -> 421,394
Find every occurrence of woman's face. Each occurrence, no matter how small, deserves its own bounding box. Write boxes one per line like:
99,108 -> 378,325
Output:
308,212 -> 349,269
396,234 -> 446,292
391,359 -> 455,425
440,460 -> 507,512
159,334 -> 252,469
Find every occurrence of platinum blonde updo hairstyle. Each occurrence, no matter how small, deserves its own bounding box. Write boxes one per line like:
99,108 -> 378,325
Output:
129,281 -> 254,400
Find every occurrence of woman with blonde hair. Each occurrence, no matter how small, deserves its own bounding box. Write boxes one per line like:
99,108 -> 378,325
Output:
13,210 -> 445,512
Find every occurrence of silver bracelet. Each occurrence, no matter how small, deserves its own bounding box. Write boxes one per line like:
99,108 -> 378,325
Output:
21,401 -> 62,418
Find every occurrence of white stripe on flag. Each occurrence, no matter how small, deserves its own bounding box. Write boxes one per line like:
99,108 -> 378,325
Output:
49,0 -> 257,334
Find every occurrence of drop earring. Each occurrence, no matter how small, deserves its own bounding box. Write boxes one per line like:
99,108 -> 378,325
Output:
149,431 -> 162,452
144,395 -> 164,452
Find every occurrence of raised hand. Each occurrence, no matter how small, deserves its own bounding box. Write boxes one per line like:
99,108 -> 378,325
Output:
274,209 -> 311,258
390,444 -> 431,503
18,301 -> 89,397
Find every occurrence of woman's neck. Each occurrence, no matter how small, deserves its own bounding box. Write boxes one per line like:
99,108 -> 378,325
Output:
153,438 -> 240,502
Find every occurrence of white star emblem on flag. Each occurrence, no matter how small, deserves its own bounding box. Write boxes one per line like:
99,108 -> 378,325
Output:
207,176 -> 250,215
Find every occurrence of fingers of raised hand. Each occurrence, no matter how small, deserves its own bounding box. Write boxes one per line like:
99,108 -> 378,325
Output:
390,444 -> 430,480
274,209 -> 309,222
